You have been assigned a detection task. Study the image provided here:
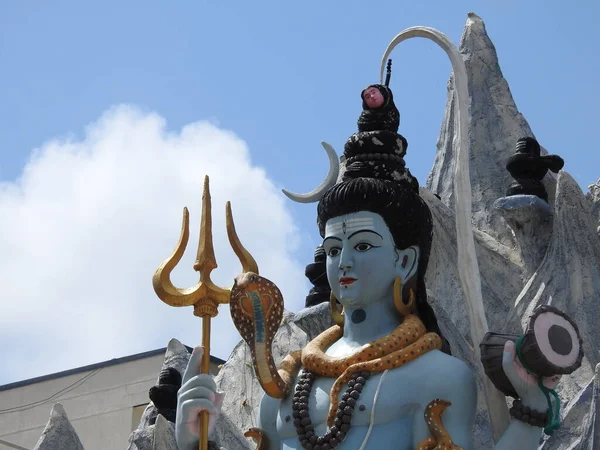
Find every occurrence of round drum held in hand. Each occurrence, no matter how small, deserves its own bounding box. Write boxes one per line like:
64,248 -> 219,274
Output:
480,305 -> 584,398
519,305 -> 584,377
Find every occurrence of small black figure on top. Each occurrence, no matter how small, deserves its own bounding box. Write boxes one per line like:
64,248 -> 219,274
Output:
506,137 -> 564,202
148,367 -> 182,424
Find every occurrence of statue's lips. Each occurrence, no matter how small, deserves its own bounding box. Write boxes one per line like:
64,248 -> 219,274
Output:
339,277 -> 357,286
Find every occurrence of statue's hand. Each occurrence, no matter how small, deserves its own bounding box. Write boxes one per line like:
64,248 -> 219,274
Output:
176,346 -> 225,450
502,341 -> 561,411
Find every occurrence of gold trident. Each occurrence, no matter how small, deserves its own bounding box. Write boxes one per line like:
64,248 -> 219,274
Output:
152,175 -> 258,450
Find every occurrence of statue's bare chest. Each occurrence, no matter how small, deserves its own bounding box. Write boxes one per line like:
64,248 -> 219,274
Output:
276,368 -> 420,440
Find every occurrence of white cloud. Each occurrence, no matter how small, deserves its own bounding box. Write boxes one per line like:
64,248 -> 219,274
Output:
0,105 -> 309,385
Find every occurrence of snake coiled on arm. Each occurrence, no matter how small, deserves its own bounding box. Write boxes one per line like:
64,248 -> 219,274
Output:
416,399 -> 464,450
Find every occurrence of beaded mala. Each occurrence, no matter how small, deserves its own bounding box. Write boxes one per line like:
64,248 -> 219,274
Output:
292,369 -> 371,449
509,399 -> 548,429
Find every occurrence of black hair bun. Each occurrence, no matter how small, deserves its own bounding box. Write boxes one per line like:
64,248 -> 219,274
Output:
343,84 -> 417,191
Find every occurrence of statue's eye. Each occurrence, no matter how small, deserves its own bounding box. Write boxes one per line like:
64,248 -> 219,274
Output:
355,243 -> 374,252
328,247 -> 341,257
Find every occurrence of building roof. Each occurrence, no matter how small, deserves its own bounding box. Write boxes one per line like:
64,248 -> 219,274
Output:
0,346 -> 226,392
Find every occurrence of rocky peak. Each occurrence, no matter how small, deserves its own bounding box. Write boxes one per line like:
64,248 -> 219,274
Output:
33,403 -> 84,450
426,13 -> 557,245
586,179 -> 600,235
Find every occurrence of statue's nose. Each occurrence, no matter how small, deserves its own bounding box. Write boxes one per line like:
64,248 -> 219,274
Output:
338,249 -> 353,270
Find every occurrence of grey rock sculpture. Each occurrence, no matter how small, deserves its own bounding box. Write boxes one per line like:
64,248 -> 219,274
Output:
423,188 -> 524,343
508,171 -> 600,397
426,13 -> 558,247
129,425 -> 155,450
539,363 -> 600,449
494,195 -> 553,277
424,13 -> 599,449
586,178 -> 600,236
292,301 -> 333,339
128,338 -> 192,450
128,414 -> 187,450
152,415 -> 178,450
578,363 -> 600,449
33,403 -> 84,450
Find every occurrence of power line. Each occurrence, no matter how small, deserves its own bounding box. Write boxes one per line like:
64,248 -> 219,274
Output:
0,366 -> 104,415
0,438 -> 30,450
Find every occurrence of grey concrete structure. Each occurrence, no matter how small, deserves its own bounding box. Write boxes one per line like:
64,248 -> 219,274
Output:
0,341 -> 223,450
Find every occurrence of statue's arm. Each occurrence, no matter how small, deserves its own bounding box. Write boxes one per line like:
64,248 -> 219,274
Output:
492,419 -> 544,450
437,361 -> 545,450
436,347 -> 548,450
492,341 -> 551,450
411,359 -> 477,450
439,362 -> 477,449
257,393 -> 282,450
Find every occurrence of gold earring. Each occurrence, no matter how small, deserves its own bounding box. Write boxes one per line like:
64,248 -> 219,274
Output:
393,276 -> 415,317
329,291 -> 345,327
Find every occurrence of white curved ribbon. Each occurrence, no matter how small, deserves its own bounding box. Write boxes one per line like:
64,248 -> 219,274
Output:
380,26 -> 509,440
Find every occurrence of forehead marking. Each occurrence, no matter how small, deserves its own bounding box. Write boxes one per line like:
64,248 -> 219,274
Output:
326,218 -> 376,235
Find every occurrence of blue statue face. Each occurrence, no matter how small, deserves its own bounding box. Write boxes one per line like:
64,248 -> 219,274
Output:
323,211 -> 418,308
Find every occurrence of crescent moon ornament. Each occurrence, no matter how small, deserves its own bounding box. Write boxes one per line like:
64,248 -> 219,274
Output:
282,141 -> 340,203
379,24 -> 510,440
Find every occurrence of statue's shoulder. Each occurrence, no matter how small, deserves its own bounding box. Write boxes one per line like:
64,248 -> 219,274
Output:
388,349 -> 475,389
426,349 -> 472,370
406,350 -> 477,410
426,350 -> 474,380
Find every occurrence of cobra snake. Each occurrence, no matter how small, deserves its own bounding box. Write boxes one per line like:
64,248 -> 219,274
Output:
416,399 -> 464,450
245,428 -> 269,450
230,272 -> 459,448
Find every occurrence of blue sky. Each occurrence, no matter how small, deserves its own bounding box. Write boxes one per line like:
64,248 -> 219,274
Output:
2,1 -> 598,246
0,1 -> 598,380
2,1 -> 599,219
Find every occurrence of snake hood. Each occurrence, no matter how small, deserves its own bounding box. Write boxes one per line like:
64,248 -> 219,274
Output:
233,272 -> 261,290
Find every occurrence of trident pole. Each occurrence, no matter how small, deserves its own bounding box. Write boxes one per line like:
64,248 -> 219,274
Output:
152,175 -> 257,450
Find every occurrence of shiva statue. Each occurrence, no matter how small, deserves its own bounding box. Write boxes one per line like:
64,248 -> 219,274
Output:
174,27 -> 583,450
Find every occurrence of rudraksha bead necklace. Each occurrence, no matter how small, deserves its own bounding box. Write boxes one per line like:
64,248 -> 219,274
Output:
292,369 -> 371,449
509,399 -> 548,429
